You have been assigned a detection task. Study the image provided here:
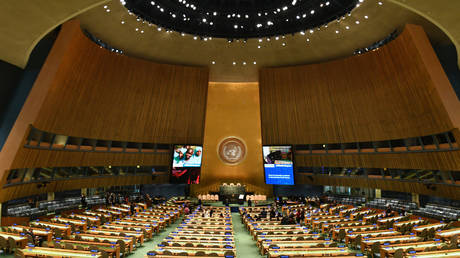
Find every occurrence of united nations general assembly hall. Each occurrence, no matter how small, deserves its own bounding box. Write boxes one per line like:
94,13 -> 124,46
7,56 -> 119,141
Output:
0,0 -> 460,257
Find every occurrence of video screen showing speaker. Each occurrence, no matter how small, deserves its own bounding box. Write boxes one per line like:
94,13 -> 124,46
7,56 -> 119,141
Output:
171,145 -> 202,184
263,146 -> 294,185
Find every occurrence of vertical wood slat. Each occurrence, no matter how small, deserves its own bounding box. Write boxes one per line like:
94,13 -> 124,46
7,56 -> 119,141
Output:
33,20 -> 209,144
259,24 -> 454,145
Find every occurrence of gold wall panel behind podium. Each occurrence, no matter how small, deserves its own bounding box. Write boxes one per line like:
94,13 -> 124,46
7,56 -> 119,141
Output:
192,83 -> 271,195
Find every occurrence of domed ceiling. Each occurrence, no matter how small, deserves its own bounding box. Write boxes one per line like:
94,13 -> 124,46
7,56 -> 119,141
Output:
123,0 -> 358,39
78,0 -> 451,82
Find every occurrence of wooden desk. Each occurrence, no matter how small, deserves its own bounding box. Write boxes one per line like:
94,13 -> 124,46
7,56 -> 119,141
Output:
267,247 -> 353,258
401,249 -> 460,257
0,232 -> 28,248
112,220 -> 161,233
10,226 -> 53,242
260,240 -> 334,255
332,224 -> 379,239
52,217 -> 88,231
360,235 -> 422,252
377,216 -> 404,225
350,209 -> 373,220
435,228 -> 460,240
101,225 -> 153,239
30,221 -> 71,235
339,207 -> 358,217
394,219 -> 425,230
20,246 -> 102,258
83,211 -> 112,222
148,248 -> 232,257
379,240 -> 444,258
412,223 -> 446,234
87,228 -> 144,245
52,239 -> 120,258
73,234 -> 134,253
96,209 -> 122,218
345,230 -> 401,244
69,214 -> 101,226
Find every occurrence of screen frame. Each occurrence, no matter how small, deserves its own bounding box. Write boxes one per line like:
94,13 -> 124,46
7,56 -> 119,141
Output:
170,144 -> 203,185
262,145 -> 295,185
170,144 -> 204,169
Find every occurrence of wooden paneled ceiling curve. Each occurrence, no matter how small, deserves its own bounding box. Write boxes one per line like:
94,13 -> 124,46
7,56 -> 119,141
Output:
76,0 -> 455,82
0,0 -> 109,68
388,0 -> 460,68
0,0 -> 458,81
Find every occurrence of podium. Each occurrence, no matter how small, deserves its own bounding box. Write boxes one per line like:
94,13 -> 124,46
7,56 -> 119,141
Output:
219,184 -> 246,204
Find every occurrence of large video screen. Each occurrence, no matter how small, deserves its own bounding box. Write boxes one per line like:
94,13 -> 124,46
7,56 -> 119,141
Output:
171,145 -> 202,184
263,146 -> 294,185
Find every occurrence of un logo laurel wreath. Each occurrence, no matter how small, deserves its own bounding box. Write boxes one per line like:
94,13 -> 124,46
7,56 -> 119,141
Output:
217,137 -> 247,165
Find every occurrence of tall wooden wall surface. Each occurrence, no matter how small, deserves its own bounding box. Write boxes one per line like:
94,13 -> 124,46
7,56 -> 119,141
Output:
260,24 -> 460,198
0,20 -> 208,201
260,24 -> 453,145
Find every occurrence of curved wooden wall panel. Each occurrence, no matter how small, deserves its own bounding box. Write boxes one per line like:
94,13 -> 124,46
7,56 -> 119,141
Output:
260,24 -> 454,145
0,174 -> 169,203
295,150 -> 460,171
11,148 -> 170,169
34,21 -> 208,144
0,20 -> 208,200
296,174 -> 460,200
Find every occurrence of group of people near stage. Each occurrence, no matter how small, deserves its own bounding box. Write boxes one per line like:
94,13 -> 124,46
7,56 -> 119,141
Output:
243,205 -> 306,225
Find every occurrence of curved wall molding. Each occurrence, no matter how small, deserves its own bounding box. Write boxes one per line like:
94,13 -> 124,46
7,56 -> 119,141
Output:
0,0 -> 109,68
388,0 -> 460,69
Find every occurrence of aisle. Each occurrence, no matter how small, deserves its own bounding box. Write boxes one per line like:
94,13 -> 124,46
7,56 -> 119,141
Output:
130,215 -> 184,258
231,212 -> 264,258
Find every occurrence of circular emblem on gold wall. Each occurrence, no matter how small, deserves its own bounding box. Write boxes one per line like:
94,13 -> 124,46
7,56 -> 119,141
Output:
217,137 -> 247,165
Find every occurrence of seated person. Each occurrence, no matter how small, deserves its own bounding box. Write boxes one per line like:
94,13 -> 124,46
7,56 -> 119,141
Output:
260,208 -> 267,219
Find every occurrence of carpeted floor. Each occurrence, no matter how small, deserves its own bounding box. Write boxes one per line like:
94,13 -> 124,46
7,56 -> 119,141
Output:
128,215 -> 184,258
231,212 -> 264,258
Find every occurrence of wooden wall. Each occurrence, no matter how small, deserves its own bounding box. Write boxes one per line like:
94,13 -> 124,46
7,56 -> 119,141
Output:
260,24 -> 454,145
295,150 -> 460,171
0,20 -> 208,201
0,174 -> 169,203
33,22 -> 209,144
296,174 -> 460,201
191,83 -> 271,196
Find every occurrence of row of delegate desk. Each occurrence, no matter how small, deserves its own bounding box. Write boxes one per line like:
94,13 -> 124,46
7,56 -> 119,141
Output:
304,203 -> 460,257
4,200 -> 183,258
147,206 -> 237,258
241,202 -> 460,258
240,205 -> 360,258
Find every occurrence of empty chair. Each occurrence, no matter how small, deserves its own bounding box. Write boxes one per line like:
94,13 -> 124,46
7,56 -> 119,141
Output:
195,251 -> 206,256
371,241 -> 381,258
65,243 -> 74,249
393,248 -> 404,258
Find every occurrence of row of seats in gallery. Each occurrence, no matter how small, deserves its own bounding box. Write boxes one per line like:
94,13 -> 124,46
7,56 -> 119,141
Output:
6,195 -> 106,218
413,203 -> 460,221
325,195 -> 366,206
0,197 -> 183,258
197,194 -> 219,201
147,206 -> 236,257
367,198 -> 418,212
240,201 -> 460,257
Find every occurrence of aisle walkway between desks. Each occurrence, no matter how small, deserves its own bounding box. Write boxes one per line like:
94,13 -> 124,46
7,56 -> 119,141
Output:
127,215 -> 184,258
232,212 -> 264,258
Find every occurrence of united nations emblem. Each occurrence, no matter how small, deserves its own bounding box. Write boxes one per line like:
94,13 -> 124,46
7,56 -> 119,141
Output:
218,137 -> 247,165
